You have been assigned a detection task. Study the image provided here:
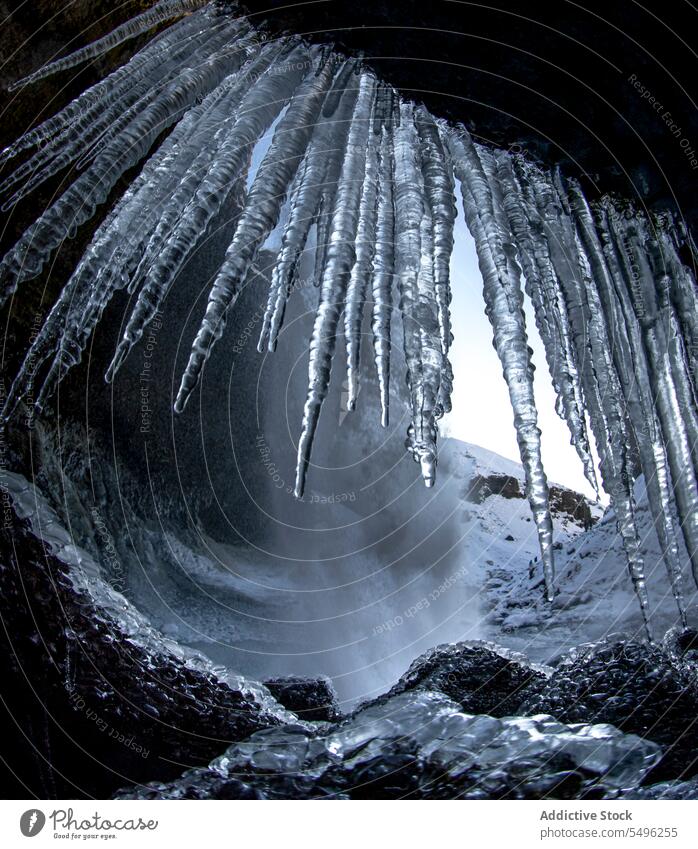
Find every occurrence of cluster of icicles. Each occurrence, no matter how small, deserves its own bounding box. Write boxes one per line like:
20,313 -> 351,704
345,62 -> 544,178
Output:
2,0 -> 698,634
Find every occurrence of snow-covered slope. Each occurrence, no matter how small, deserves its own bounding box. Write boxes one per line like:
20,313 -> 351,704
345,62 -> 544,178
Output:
439,441 -> 697,662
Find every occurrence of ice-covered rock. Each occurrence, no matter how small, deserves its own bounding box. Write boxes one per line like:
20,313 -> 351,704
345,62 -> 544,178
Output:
360,641 -> 547,717
520,637 -> 698,782
116,688 -> 660,799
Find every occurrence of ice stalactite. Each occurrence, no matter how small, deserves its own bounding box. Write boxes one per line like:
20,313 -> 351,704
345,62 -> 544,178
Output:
294,72 -> 377,498
343,101 -> 380,411
3,0 -> 698,621
0,14 -> 246,208
415,107 -> 456,417
587,198 -> 687,624
495,155 -> 599,497
370,122 -> 396,428
560,182 -> 651,632
394,103 -> 444,488
175,49 -> 337,411
598,200 -> 698,596
108,40 -> 305,383
0,8 -> 216,174
448,127 -> 555,600
0,16 -> 255,307
7,0 -> 209,91
257,60 -> 360,353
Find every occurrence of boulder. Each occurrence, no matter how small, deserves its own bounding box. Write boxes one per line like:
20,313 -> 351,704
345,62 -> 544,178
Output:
263,676 -> 341,723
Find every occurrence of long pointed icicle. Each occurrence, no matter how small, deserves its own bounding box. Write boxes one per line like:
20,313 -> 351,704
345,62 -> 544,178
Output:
594,199 -> 688,622
415,107 -> 456,416
258,60 -> 361,352
539,173 -> 649,630
0,18 -> 248,209
497,155 -> 598,496
370,123 -> 396,428
104,41 -> 300,381
0,7 -> 211,169
395,103 -> 442,487
448,127 -> 555,599
311,65 -> 364,294
0,31 -> 251,307
659,215 -> 698,395
562,180 -> 651,633
175,49 -> 337,412
8,0 -> 209,91
0,50 -> 261,419
294,72 -> 377,498
344,105 -> 380,410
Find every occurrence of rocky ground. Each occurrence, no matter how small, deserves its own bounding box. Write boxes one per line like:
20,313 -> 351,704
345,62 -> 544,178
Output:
2,455 -> 697,799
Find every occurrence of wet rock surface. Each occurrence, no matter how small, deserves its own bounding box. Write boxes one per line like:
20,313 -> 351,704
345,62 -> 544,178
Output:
520,637 -> 698,783
263,676 -> 342,723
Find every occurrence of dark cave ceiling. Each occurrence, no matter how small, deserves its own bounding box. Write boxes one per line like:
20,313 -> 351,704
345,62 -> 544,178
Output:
1,0 -> 695,230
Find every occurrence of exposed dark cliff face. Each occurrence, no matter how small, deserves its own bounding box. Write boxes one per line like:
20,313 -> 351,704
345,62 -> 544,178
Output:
465,473 -> 596,528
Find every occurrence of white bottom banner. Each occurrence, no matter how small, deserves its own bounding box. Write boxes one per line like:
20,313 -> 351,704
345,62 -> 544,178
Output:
1,799 -> 696,848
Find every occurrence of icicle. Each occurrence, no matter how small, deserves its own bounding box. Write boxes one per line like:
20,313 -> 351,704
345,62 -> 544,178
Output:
658,215 -> 698,395
634,219 -> 698,588
309,63 -> 364,295
294,72 -> 377,498
258,60 -> 361,352
0,7 -> 211,168
105,40 -> 299,382
8,0 -> 209,91
395,103 -> 441,487
448,127 -> 555,599
344,106 -> 380,410
1,18 -> 249,208
497,155 -> 599,496
0,30 -> 253,307
175,48 -> 335,412
3,46 -> 266,416
415,107 -> 456,415
370,124 -> 396,428
561,180 -> 651,633
98,69 -> 262,381
592,198 -> 687,622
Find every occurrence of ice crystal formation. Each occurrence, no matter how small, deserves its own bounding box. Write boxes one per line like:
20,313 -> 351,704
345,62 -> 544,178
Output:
2,0 -> 698,632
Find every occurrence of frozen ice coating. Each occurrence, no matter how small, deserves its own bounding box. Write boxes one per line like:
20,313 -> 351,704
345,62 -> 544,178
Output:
3,0 -> 698,622
448,127 -> 555,600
